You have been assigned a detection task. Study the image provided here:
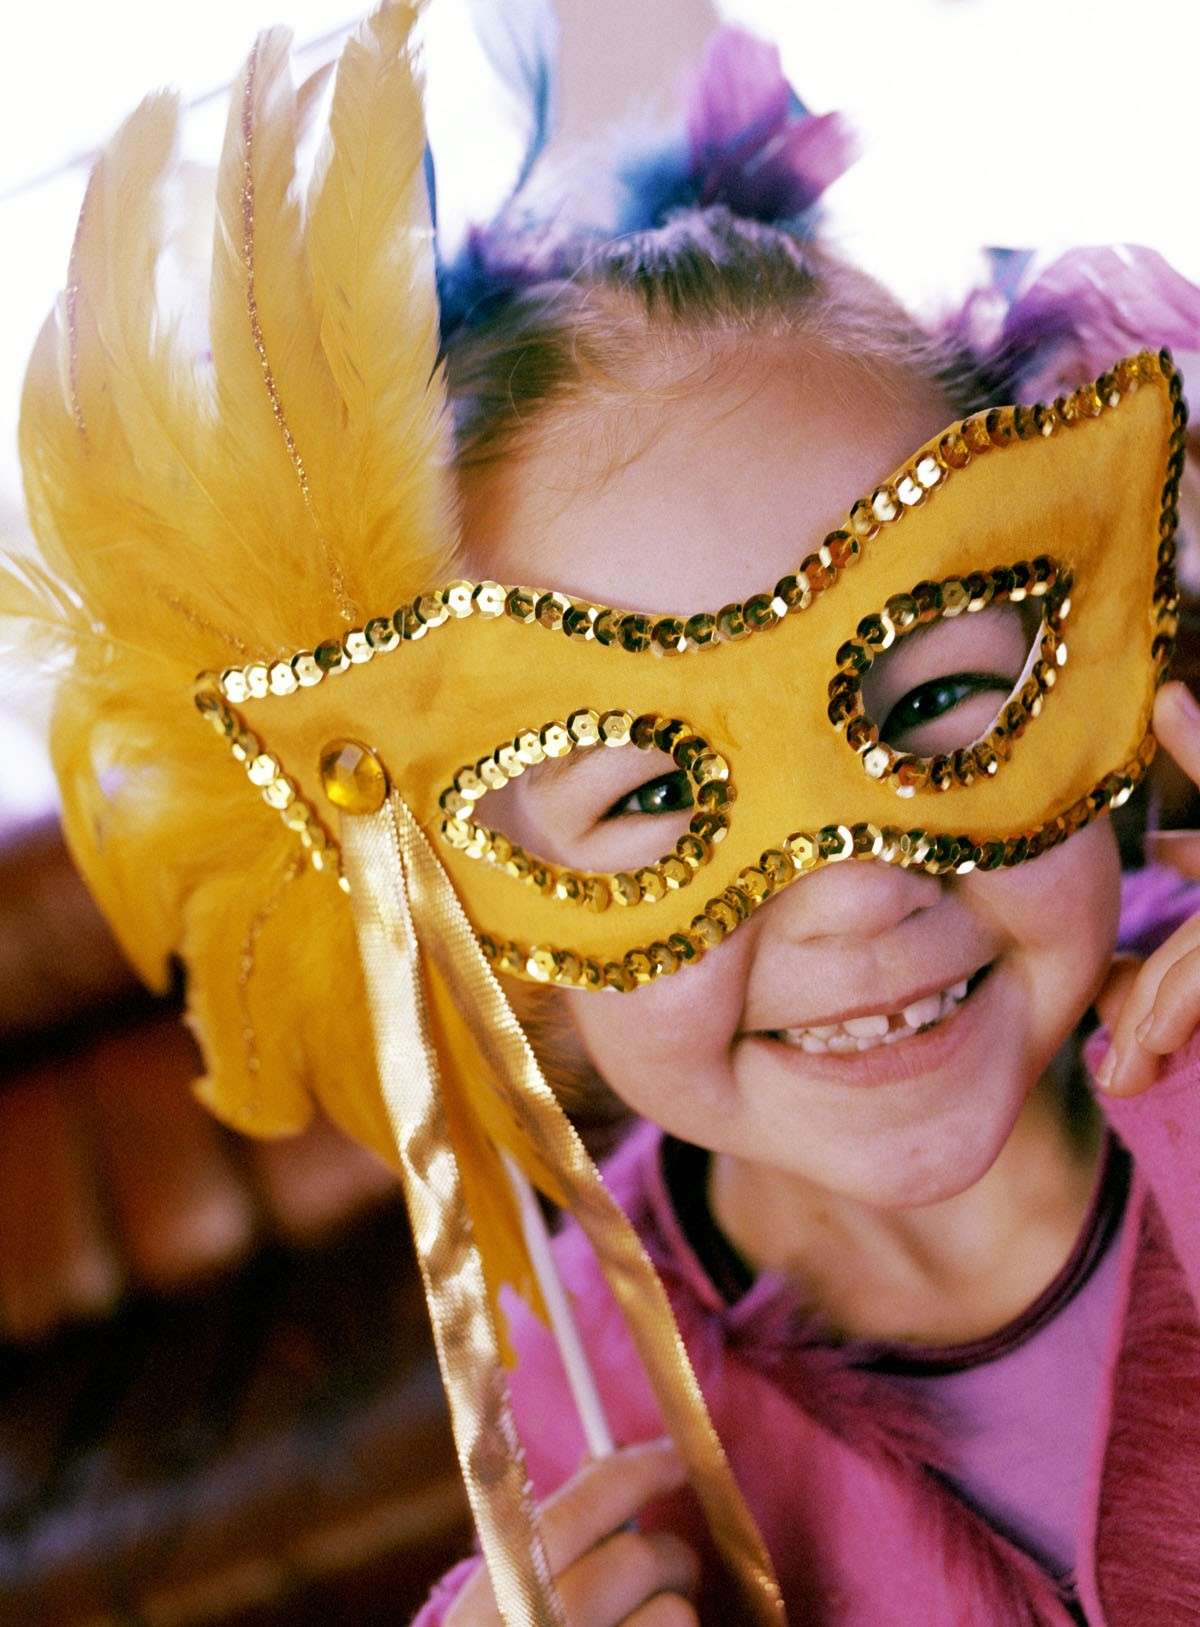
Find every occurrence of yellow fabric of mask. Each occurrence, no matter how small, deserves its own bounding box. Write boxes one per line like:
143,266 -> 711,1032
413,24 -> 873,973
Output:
216,353 -> 1182,993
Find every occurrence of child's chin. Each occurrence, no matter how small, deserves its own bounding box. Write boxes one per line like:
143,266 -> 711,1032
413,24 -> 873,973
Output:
737,1048 -> 1030,1208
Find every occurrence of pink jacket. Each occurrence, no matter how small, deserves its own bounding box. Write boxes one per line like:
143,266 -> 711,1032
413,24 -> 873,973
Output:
415,883 -> 1200,1625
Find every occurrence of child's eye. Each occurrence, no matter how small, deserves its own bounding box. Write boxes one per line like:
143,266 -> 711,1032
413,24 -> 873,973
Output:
881,673 -> 1012,746
605,770 -> 695,819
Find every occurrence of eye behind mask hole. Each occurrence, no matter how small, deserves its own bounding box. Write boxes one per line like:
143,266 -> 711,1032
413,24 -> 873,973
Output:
880,672 -> 1017,752
604,770 -> 695,819
863,602 -> 1039,758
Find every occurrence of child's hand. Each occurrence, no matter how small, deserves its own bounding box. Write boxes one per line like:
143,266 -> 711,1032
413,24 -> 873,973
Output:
1097,680 -> 1200,1096
442,1438 -> 699,1627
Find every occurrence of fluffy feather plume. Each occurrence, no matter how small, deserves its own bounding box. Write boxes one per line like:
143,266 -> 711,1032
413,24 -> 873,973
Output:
0,4 -> 457,1159
307,4 -> 450,589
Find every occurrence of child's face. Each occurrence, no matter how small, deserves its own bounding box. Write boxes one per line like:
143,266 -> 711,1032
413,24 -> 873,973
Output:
462,337 -> 1122,1208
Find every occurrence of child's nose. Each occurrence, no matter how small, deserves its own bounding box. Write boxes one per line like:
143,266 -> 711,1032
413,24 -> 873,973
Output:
765,853 -> 942,946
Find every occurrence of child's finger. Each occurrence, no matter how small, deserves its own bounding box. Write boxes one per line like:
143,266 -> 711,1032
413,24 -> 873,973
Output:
1099,932 -> 1200,1096
556,1530 -> 698,1627
1152,681 -> 1200,794
1129,941 -> 1200,1057
537,1438 -> 687,1575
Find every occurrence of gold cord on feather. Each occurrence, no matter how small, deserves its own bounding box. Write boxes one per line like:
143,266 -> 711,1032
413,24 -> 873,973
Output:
239,38 -> 357,626
236,848 -> 307,1108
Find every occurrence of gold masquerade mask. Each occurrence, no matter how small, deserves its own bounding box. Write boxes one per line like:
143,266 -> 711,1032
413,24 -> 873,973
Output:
3,8 -> 1183,1623
207,349 -> 1182,993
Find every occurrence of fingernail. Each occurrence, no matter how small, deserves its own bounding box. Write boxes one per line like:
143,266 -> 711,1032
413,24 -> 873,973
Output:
1135,1014 -> 1154,1046
1176,684 -> 1200,722
1096,1046 -> 1118,1092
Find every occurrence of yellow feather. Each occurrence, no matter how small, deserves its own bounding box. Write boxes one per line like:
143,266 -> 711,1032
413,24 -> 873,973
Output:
8,11 -> 459,1148
209,30 -> 350,630
307,3 -> 458,602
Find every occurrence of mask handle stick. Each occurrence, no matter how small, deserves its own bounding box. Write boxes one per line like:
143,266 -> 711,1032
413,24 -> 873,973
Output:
503,1151 -> 616,1460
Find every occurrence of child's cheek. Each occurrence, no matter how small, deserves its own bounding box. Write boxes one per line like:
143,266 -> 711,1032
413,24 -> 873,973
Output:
566,927 -> 755,1130
963,821 -> 1122,1019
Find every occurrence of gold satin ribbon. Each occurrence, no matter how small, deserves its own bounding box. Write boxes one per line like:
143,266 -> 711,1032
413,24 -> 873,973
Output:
341,799 -> 565,1627
342,791 -> 786,1626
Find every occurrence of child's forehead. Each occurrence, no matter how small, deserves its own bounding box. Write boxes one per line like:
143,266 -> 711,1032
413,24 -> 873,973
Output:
460,344 -> 952,613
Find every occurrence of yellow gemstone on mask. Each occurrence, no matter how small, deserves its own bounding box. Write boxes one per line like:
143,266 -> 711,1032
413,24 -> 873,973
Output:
414,593 -> 449,628
319,738 -> 389,814
849,500 -> 879,539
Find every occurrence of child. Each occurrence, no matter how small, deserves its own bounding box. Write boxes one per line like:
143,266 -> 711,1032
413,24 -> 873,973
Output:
7,13 -> 1199,1625
417,27 -> 1200,1627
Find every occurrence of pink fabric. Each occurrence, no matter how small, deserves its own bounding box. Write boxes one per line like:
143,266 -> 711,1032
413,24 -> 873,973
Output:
882,1168 -> 1128,1579
413,874 -> 1200,1626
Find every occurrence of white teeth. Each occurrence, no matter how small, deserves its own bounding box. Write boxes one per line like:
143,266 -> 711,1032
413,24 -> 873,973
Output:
844,1013 -> 890,1039
772,970 -> 982,1054
902,994 -> 943,1029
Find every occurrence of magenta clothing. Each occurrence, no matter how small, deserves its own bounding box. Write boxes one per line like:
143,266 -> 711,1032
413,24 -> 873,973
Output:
415,869 -> 1200,1626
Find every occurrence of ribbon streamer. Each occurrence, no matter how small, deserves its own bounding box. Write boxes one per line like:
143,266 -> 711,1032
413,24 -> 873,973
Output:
343,791 -> 786,1625
342,798 -> 565,1627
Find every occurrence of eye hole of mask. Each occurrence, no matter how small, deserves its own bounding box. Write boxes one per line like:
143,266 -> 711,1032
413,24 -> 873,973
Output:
463,720 -> 726,883
860,601 -> 1043,757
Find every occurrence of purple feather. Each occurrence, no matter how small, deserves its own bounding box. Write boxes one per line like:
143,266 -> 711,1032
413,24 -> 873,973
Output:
685,28 -> 856,220
946,244 -> 1200,398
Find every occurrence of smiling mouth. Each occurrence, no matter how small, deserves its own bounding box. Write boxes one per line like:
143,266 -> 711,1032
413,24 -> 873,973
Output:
763,964 -> 994,1055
